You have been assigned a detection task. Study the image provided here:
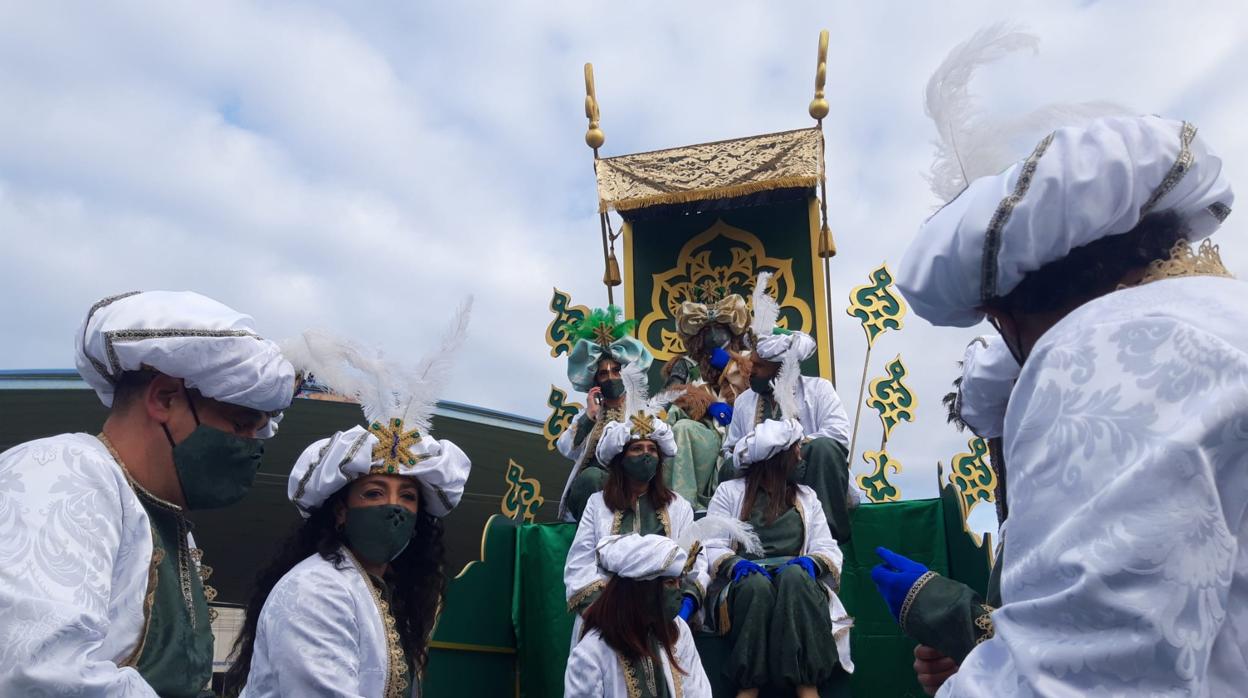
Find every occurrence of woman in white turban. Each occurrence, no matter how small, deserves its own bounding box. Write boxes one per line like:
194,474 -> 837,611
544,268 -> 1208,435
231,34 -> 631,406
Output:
227,302 -> 473,698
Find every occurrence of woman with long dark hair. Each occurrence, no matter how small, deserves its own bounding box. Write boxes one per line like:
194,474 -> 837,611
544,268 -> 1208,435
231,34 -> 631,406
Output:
564,534 -> 713,697
704,418 -> 853,698
564,408 -> 710,647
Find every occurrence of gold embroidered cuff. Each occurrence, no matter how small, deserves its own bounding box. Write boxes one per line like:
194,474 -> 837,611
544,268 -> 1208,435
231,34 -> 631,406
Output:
899,571 -> 938,633
974,604 -> 996,645
567,579 -> 606,613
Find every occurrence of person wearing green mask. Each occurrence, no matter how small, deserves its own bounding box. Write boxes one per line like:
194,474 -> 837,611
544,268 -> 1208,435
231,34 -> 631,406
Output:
229,305 -> 472,698
565,533 -> 714,697
722,272 -> 854,543
564,408 -> 709,650
0,291 -> 295,698
705,418 -> 853,698
556,305 -> 653,522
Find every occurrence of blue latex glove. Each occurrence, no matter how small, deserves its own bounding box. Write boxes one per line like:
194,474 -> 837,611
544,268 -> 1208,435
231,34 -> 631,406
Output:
708,401 -> 733,426
677,595 -> 697,621
870,547 -> 929,621
709,347 -> 731,370
731,559 -> 769,583
781,556 -> 818,580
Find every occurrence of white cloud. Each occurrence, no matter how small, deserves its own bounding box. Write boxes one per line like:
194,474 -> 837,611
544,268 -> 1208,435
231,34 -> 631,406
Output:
3,0 -> 1246,532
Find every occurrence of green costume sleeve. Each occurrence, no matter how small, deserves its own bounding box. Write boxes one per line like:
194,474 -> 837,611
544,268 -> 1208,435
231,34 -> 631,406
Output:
572,414 -> 594,447
899,572 -> 995,664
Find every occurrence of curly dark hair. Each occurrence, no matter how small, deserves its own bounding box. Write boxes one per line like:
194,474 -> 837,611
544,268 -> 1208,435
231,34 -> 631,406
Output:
985,211 -> 1185,316
223,489 -> 447,694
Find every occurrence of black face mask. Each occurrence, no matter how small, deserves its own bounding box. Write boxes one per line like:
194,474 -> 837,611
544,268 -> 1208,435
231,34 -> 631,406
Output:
621,453 -> 659,482
344,504 -> 417,565
749,375 -> 774,395
704,324 -> 733,351
162,389 -> 264,510
597,377 -> 626,400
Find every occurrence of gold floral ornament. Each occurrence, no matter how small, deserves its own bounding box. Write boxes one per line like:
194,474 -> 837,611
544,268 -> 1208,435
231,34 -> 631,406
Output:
857,450 -> 902,503
948,437 -> 996,518
629,411 -> 656,438
501,459 -> 544,522
368,418 -> 425,473
545,288 -> 589,358
866,355 -> 917,444
847,264 -> 907,348
542,385 -> 583,451
639,219 -> 812,360
1132,238 -> 1234,288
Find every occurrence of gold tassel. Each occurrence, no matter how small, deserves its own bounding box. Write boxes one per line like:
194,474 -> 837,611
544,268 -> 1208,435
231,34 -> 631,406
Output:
818,222 -> 837,258
603,252 -> 622,287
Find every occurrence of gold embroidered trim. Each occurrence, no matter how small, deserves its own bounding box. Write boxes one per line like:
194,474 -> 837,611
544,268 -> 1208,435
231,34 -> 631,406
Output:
344,549 -> 407,698
101,328 -> 259,379
974,604 -> 996,645
710,552 -> 736,580
120,537 -> 160,667
899,571 -> 938,632
292,439 -> 334,513
1133,239 -> 1234,288
618,653 -> 643,698
567,579 -> 607,613
658,507 -> 673,537
981,133 -> 1055,302
660,546 -> 681,574
611,508 -> 625,535
1140,121 -> 1197,216
338,430 -> 371,476
81,291 -> 142,383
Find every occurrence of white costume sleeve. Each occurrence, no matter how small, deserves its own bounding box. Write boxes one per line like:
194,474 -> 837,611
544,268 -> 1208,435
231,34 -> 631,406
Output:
669,497 -> 711,602
563,638 -> 605,696
556,408 -> 590,461
801,378 -> 851,446
564,493 -> 605,610
674,620 -> 713,697
0,437 -> 157,697
721,390 -> 755,458
800,486 -> 844,585
938,314 -> 1246,696
703,483 -> 743,580
255,569 -> 368,697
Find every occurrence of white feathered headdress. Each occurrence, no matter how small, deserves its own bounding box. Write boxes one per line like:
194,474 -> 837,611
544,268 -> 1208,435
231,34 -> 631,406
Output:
925,22 -> 1129,203
281,296 -> 473,469
676,514 -> 764,575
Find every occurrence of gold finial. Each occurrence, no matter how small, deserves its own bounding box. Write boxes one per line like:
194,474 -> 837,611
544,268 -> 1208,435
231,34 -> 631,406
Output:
584,63 -> 605,150
808,30 -> 830,121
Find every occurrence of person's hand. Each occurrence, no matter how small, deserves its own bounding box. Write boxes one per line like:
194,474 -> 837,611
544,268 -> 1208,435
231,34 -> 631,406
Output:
913,644 -> 957,696
781,556 -> 818,579
585,386 -> 602,420
870,547 -> 929,621
677,595 -> 697,621
708,401 -> 733,426
731,559 -> 769,583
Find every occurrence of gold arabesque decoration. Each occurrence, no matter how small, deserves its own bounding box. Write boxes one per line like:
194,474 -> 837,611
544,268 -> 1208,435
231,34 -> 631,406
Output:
542,385 -> 583,452
637,219 -> 813,360
545,288 -> 590,358
866,355 -> 917,444
847,263 -> 907,348
368,418 -> 425,473
858,449 -> 902,503
629,411 -> 656,438
501,459 -> 544,523
948,437 -> 996,519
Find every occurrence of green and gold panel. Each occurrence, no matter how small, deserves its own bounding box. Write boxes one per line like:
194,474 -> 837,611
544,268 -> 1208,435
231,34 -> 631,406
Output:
623,196 -> 833,382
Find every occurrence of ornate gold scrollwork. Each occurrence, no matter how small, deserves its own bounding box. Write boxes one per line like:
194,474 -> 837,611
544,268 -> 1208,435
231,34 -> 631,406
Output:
542,385 -> 583,452
501,459 -> 545,523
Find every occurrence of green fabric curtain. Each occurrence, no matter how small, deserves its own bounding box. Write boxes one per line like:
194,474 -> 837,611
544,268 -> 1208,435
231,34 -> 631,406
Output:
513,522 -> 577,698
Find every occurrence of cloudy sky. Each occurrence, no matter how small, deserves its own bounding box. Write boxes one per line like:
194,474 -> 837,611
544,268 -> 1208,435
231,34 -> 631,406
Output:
2,0 -> 1245,533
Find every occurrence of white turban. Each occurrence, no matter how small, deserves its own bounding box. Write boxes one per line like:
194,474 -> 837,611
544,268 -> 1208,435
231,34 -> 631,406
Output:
75,290 -> 296,412
755,330 -> 817,362
595,417 -> 678,464
596,533 -> 687,580
733,418 -> 804,470
898,115 -> 1234,327
956,337 -> 1018,440
288,424 -> 471,518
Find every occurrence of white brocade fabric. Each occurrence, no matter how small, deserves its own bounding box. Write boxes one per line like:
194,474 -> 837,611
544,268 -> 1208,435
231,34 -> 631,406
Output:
939,276 -> 1248,696
241,549 -> 411,698
722,376 -> 851,457
563,619 -> 713,697
0,433 -> 156,696
958,336 -> 1019,440
703,479 -> 854,672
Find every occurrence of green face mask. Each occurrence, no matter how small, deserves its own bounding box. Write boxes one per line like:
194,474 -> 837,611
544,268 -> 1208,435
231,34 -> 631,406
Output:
621,453 -> 659,482
597,377 -> 626,400
163,390 -> 264,510
749,375 -> 774,395
344,504 -> 417,566
662,587 -> 683,620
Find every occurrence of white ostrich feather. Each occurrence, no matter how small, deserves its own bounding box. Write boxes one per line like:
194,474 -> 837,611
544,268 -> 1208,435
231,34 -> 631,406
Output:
278,296 -> 473,435
772,351 -> 801,420
676,514 -> 763,556
926,22 -> 1130,203
750,271 -> 779,337
621,360 -> 651,418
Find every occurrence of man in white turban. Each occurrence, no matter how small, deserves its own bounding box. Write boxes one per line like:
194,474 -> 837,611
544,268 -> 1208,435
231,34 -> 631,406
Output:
0,290 -> 296,697
896,112 -> 1246,696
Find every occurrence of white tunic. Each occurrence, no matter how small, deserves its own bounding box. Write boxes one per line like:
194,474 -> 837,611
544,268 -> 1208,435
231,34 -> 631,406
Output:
556,407 -> 609,522
565,492 -> 712,640
722,376 -> 851,458
241,549 -> 415,698
940,276 -> 1248,696
704,479 -> 854,672
563,619 -> 713,697
0,433 -> 158,696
